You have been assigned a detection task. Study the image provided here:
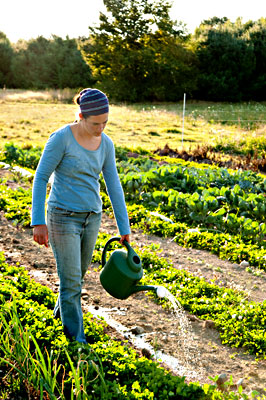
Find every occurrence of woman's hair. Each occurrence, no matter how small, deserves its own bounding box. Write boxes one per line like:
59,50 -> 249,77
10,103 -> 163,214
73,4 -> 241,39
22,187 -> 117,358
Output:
73,93 -> 81,106
73,93 -> 82,121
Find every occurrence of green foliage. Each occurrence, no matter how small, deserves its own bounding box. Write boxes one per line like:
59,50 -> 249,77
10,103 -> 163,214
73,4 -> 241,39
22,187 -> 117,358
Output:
90,232 -> 266,359
0,32 -> 14,87
125,203 -> 266,272
1,143 -> 266,270
0,140 -> 266,396
79,0 -> 194,101
0,185 -> 31,226
0,142 -> 150,170
1,142 -> 42,169
213,134 -> 266,158
10,35 -> 94,90
114,240 -> 266,358
0,253 -> 213,399
1,13 -> 266,101
195,18 -> 266,101
1,249 -> 263,399
115,160 -> 266,244
247,20 -> 266,100
0,184 -> 32,226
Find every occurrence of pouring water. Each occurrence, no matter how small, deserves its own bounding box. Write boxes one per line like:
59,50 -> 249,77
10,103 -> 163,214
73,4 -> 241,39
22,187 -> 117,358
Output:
154,286 -> 201,369
156,285 -> 167,298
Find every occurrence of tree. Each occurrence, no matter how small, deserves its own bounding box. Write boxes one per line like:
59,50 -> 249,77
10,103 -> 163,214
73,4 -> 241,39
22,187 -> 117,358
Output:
195,19 -> 256,101
198,17 -> 228,29
79,0 -> 194,101
0,32 -> 14,87
248,19 -> 266,100
10,36 -> 94,89
46,36 -> 95,89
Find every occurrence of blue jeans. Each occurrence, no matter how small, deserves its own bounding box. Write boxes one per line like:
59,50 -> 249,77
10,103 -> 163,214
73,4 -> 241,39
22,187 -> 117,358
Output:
47,206 -> 102,343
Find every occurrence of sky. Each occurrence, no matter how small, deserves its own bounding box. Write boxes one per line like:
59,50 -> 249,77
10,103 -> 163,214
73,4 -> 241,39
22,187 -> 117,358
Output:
1,0 -> 265,43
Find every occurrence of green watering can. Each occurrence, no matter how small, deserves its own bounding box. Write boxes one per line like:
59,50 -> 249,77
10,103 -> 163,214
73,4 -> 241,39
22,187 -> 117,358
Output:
100,237 -> 157,300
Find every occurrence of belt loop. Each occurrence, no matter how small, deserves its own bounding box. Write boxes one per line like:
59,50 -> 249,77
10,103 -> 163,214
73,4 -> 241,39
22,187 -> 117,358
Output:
83,211 -> 91,227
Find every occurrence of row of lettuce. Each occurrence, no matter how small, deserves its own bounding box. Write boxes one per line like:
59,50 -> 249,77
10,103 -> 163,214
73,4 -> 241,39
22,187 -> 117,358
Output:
94,233 -> 266,359
1,178 -> 266,272
2,142 -> 266,244
1,249 -> 252,400
2,142 -> 266,255
0,168 -> 265,359
117,158 -> 266,243
115,152 -> 266,272
0,145 -> 266,397
0,178 -> 265,358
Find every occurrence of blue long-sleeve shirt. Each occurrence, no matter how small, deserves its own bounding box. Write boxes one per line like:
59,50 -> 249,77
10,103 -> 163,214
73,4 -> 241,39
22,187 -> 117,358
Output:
31,124 -> 131,235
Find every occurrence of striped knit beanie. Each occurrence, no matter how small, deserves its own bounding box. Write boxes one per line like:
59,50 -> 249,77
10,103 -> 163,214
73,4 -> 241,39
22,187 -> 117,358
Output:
79,88 -> 109,117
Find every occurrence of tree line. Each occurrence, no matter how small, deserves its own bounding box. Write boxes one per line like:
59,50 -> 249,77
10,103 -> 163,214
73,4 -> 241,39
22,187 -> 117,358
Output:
1,0 -> 265,102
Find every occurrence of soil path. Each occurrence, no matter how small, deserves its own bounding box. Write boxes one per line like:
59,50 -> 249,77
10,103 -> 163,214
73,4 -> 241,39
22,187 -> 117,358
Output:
0,210 -> 265,396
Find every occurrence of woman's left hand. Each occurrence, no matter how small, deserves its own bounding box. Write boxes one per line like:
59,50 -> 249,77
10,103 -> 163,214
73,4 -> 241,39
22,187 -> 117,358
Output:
120,234 -> 130,244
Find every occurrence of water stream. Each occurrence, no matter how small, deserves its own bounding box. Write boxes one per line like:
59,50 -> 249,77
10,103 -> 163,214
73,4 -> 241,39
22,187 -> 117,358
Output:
87,285 -> 203,382
155,286 -> 202,370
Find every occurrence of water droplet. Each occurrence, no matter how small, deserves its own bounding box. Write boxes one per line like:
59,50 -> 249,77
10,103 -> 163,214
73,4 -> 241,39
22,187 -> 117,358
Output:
156,286 -> 167,298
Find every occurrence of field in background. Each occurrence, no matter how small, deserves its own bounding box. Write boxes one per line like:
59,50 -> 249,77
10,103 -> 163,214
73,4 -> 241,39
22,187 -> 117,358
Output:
0,89 -> 265,151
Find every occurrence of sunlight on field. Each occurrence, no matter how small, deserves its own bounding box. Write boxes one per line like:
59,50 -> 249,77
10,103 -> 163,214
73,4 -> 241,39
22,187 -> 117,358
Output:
108,105 -> 194,149
0,102 -> 218,150
0,90 -> 52,102
0,103 -> 75,146
0,90 -> 265,151
0,88 -> 76,103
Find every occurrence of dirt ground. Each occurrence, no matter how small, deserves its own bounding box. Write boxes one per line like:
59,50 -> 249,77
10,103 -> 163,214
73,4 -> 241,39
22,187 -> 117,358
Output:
1,206 -> 266,397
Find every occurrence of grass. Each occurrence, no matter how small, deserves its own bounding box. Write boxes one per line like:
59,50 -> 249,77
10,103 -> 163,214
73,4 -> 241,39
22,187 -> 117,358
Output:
0,89 -> 265,151
0,102 -> 75,147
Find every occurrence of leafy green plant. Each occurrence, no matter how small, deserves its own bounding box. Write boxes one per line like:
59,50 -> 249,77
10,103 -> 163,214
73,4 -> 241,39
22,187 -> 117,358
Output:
1,142 -> 43,169
0,184 -> 32,226
0,253 -> 210,399
2,250 -> 262,398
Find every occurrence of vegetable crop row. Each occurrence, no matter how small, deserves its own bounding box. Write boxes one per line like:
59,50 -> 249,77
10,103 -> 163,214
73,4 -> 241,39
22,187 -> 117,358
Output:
1,227 -> 265,358
1,176 -> 265,356
103,197 -> 266,272
3,142 -> 266,244
1,181 -> 266,273
117,165 -> 266,244
0,184 -> 32,226
93,233 -> 266,359
1,252 -> 235,400
119,163 -> 266,195
2,141 -> 266,192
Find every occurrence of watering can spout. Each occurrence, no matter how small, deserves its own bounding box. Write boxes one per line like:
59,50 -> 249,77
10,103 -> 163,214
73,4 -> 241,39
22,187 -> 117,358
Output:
130,285 -> 158,295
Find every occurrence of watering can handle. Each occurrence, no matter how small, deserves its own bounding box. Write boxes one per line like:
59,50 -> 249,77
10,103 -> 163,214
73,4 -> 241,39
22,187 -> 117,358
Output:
101,236 -> 131,267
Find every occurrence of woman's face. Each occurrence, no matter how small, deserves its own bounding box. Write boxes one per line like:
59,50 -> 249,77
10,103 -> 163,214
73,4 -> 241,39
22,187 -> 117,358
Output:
82,113 -> 109,137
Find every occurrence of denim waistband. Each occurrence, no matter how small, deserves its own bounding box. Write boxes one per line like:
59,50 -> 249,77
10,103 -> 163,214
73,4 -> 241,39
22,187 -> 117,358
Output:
51,206 -> 96,216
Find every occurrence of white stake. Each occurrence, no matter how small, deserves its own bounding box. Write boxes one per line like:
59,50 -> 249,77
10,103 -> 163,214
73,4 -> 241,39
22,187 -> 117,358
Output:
182,93 -> 186,146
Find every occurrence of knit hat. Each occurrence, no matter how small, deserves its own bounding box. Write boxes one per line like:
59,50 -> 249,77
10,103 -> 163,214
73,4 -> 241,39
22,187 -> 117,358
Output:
78,88 -> 109,117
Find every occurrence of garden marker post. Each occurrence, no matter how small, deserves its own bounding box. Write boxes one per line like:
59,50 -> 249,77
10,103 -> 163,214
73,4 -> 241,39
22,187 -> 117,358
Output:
182,93 -> 186,146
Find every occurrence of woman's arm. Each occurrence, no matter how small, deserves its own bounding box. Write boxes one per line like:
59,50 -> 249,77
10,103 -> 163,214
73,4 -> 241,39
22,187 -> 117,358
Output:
31,130 -> 65,231
102,143 -> 131,237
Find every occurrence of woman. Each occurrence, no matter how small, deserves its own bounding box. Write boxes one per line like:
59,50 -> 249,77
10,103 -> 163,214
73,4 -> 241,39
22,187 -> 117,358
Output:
31,88 -> 131,343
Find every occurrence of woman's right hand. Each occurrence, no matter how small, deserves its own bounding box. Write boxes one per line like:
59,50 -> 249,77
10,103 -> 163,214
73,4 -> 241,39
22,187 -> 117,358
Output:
33,224 -> 49,247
